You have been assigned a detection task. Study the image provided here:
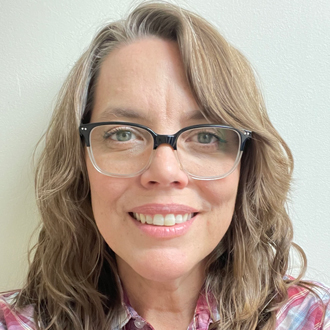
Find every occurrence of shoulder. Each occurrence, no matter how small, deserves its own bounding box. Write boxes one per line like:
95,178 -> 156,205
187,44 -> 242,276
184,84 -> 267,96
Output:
0,291 -> 36,330
276,282 -> 330,330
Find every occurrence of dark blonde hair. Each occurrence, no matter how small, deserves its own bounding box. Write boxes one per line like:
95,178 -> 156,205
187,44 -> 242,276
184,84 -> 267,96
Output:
15,1 -> 308,329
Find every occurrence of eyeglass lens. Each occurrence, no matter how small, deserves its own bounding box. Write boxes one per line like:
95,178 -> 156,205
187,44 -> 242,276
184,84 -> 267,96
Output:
89,124 -> 241,178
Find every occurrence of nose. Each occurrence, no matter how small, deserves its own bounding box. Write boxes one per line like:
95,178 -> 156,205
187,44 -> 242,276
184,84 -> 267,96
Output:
140,144 -> 189,189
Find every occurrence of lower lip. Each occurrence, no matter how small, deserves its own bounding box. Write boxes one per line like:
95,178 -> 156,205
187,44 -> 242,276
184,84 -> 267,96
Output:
130,214 -> 196,238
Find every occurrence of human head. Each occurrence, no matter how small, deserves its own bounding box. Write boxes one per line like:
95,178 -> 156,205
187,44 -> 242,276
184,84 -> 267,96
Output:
32,1 -> 294,325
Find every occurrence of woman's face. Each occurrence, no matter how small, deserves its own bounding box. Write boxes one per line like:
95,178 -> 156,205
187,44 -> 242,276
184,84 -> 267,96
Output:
87,38 -> 240,283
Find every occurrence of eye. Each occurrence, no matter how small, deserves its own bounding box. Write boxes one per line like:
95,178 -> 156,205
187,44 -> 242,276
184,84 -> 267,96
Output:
104,128 -> 137,142
113,130 -> 134,141
193,131 -> 227,145
196,132 -> 219,144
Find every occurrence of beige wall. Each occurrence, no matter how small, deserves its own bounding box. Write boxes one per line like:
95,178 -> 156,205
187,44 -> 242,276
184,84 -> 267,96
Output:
1,0 -> 329,291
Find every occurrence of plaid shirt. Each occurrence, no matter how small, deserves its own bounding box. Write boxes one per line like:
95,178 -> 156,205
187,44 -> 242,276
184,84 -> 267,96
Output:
1,283 -> 330,329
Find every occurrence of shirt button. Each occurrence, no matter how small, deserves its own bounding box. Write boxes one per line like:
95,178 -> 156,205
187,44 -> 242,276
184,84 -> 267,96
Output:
134,319 -> 146,329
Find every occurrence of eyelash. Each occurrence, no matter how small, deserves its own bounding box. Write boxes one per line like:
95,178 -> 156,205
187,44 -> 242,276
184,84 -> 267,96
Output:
103,127 -> 134,139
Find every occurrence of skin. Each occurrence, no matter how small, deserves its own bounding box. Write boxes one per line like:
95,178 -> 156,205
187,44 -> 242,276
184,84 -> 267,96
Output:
86,37 -> 240,330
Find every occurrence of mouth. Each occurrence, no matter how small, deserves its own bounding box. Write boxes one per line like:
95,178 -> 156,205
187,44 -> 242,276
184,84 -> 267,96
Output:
129,212 -> 198,226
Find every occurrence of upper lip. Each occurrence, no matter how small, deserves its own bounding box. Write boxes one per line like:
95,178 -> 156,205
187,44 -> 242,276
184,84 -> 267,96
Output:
130,203 -> 198,215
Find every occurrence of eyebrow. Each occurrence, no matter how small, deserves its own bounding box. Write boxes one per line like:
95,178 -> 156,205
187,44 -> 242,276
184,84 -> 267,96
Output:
96,107 -> 206,122
97,107 -> 148,121
187,111 -> 206,120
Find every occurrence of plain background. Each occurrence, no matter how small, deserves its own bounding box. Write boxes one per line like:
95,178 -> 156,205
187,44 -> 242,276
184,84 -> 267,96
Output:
0,0 -> 329,291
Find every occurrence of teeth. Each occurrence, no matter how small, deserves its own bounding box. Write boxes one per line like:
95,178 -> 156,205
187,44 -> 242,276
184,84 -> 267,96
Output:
153,214 -> 164,226
175,214 -> 183,223
140,214 -> 146,224
132,213 -> 194,226
164,214 -> 175,226
146,215 -> 153,224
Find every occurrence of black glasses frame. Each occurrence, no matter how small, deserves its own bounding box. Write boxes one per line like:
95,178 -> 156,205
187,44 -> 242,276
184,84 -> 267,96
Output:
79,122 -> 252,151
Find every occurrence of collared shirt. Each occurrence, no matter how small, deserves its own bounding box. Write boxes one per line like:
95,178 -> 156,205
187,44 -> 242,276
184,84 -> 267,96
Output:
1,283 -> 330,330
118,288 -> 219,330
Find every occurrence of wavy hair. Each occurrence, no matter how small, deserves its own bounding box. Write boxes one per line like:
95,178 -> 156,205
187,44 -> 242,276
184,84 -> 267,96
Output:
15,1 -> 310,329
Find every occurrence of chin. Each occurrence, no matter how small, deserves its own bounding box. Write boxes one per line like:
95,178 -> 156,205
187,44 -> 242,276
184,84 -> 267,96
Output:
117,250 -> 206,284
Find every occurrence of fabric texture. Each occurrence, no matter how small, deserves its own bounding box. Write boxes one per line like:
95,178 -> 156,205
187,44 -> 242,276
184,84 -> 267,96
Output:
1,283 -> 330,329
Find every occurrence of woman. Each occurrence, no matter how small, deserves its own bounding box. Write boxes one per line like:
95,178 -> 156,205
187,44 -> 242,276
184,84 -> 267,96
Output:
1,2 -> 329,330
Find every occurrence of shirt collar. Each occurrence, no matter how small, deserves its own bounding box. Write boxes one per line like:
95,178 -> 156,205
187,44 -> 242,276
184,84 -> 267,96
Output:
116,282 -> 220,330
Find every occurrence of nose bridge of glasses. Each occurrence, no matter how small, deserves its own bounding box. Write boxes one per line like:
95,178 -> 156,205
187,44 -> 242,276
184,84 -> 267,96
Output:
153,134 -> 177,150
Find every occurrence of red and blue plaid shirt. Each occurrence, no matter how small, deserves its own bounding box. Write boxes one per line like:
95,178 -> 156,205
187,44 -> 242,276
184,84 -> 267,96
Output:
1,283 -> 330,329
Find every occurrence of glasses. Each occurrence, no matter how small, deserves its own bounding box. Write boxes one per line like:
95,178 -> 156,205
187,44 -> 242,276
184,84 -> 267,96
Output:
79,122 -> 252,180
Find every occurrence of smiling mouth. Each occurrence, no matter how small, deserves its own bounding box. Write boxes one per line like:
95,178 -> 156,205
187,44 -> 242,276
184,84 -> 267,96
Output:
129,212 -> 198,226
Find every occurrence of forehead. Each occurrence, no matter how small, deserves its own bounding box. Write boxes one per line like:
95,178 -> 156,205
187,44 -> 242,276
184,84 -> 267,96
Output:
90,38 -> 204,127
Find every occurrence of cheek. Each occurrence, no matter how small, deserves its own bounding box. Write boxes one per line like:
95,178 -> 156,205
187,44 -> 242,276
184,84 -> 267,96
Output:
87,159 -> 130,224
88,171 -> 136,251
87,154 -> 126,199
203,171 -> 240,208
201,172 -> 239,236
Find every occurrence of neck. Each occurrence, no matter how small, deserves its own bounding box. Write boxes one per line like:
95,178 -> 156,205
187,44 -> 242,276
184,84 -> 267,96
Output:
117,257 -> 206,330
